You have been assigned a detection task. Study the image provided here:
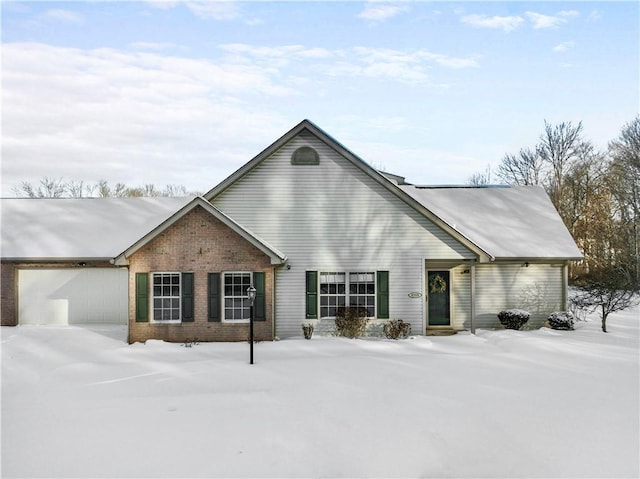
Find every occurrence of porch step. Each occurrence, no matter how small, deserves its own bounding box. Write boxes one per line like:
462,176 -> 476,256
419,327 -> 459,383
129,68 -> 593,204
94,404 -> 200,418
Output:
426,329 -> 457,336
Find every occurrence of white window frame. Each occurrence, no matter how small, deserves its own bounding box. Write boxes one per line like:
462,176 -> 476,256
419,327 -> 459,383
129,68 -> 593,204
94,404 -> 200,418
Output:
319,271 -> 376,319
151,272 -> 181,323
348,272 -> 376,317
222,271 -> 252,323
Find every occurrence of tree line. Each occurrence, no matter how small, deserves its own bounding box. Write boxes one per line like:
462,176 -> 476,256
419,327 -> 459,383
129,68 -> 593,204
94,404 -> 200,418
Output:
12,178 -> 196,198
468,117 -> 640,329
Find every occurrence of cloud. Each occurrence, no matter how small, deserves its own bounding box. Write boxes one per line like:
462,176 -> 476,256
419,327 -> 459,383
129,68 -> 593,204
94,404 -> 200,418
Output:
146,1 -> 241,20
185,1 -> 240,20
526,10 -> 578,29
1,41 -> 481,193
553,41 -> 576,53
460,14 -> 524,32
130,42 -> 180,51
42,8 -> 85,23
1,42 -> 293,193
358,1 -> 410,21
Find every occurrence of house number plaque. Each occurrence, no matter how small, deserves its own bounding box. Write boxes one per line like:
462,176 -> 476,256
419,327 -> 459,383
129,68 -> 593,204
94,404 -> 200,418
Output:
408,292 -> 423,299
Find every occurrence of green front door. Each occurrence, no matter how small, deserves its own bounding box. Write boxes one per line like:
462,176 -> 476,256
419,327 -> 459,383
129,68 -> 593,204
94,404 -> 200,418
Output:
427,271 -> 451,326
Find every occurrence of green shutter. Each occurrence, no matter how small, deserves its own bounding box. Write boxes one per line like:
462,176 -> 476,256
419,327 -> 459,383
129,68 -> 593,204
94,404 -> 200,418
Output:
305,271 -> 318,319
208,273 -> 220,322
377,271 -> 389,319
182,273 -> 194,322
254,272 -> 266,321
135,272 -> 149,322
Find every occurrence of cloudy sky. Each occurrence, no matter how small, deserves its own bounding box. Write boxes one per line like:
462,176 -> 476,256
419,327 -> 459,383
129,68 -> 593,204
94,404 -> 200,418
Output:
2,1 -> 638,195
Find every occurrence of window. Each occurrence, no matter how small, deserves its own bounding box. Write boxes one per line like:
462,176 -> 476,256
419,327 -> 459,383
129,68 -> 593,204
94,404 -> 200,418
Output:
223,272 -> 252,321
349,272 -> 376,317
320,272 -> 346,318
319,272 -> 376,318
153,273 -> 181,321
291,146 -> 319,165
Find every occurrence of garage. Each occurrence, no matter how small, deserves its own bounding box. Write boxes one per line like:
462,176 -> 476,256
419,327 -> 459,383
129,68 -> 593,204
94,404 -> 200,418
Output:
18,268 -> 128,325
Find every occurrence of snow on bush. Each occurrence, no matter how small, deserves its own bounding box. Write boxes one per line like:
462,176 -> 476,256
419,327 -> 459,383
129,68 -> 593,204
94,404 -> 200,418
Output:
383,319 -> 412,339
335,306 -> 369,338
497,309 -> 530,330
382,319 -> 411,339
547,311 -> 575,330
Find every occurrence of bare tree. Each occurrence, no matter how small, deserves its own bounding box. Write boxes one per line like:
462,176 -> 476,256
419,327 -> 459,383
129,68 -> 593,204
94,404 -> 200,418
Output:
571,266 -> 640,333
467,164 -> 492,186
12,178 -> 195,198
496,147 -> 545,186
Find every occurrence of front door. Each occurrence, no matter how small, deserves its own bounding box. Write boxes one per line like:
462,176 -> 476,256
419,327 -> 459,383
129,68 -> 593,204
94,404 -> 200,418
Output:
427,270 -> 451,326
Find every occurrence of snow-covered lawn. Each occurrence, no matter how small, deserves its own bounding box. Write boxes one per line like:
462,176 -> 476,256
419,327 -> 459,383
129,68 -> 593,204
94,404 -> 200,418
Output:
2,307 -> 638,478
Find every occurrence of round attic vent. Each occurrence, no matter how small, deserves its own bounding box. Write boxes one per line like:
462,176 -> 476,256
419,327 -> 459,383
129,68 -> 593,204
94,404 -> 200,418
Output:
291,146 -> 319,165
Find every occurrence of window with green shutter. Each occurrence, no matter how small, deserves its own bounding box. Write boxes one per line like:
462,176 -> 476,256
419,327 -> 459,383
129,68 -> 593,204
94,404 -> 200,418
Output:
208,273 -> 221,322
253,272 -> 266,321
135,272 -> 149,322
377,271 -> 389,319
306,271 -> 318,319
182,272 -> 194,322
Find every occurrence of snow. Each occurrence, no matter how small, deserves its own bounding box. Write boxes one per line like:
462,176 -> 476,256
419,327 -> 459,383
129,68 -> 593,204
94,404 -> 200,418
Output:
2,307 -> 638,478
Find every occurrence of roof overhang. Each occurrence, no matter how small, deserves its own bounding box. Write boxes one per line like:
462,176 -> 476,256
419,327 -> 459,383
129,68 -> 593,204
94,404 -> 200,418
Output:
113,197 -> 287,266
205,119 -> 494,262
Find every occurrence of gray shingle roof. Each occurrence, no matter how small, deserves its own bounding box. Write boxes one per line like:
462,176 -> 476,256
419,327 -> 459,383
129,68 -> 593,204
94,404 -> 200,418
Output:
398,184 -> 583,260
1,197 -> 192,260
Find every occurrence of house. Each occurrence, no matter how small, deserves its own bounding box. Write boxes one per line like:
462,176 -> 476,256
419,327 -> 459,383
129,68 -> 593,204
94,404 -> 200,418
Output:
1,120 -> 583,342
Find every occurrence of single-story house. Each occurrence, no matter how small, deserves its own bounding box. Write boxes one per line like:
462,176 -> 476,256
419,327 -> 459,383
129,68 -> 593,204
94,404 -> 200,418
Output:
1,120 -> 583,342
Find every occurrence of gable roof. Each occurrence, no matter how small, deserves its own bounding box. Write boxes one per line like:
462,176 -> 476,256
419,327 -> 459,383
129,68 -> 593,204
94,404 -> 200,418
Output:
205,119 -> 494,261
1,196 -> 191,261
113,197 -> 286,265
399,184 -> 583,260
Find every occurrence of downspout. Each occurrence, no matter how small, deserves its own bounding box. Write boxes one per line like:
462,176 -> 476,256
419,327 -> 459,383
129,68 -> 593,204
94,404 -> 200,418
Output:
470,260 -> 476,335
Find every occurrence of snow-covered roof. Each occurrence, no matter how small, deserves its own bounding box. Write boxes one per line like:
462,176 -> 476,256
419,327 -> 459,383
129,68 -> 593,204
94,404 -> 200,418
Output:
1,197 -> 192,260
114,197 -> 287,265
398,184 -> 583,260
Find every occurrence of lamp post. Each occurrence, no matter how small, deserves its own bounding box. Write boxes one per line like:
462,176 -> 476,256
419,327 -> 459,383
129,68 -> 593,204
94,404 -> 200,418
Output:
247,284 -> 257,365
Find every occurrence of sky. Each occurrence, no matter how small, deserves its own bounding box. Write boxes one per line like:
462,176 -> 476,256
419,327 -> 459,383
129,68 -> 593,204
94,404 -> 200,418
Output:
2,1 -> 638,195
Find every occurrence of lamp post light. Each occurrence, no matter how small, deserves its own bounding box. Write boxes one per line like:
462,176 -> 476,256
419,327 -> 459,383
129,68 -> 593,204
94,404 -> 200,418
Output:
247,284 -> 257,365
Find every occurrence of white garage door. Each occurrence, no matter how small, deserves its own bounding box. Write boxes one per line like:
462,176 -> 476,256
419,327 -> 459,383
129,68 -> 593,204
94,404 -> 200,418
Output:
18,268 -> 128,325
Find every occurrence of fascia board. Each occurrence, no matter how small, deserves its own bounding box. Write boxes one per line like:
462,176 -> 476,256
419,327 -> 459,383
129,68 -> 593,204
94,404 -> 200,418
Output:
116,197 -> 286,266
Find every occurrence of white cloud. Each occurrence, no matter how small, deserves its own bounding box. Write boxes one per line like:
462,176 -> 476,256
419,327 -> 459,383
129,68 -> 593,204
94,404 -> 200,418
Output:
358,1 -> 410,21
185,1 -> 240,20
1,42 -> 293,193
460,14 -> 524,32
130,41 -> 180,51
553,41 -> 576,53
526,10 -> 578,29
588,10 -> 602,22
42,8 -> 84,23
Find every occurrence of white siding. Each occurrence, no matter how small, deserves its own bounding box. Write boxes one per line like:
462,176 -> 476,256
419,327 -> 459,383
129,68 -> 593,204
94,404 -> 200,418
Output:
474,263 -> 564,329
213,134 -> 475,337
18,269 -> 128,325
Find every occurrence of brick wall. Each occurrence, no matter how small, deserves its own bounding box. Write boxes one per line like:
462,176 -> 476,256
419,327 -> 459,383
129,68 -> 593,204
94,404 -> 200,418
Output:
1,262 -> 17,326
127,206 -> 277,344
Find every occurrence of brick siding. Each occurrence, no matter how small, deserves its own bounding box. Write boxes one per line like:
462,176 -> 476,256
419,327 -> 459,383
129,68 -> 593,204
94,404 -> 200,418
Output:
128,205 -> 277,344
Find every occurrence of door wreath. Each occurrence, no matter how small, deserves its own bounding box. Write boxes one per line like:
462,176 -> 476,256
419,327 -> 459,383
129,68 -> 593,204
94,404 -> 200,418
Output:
429,274 -> 447,294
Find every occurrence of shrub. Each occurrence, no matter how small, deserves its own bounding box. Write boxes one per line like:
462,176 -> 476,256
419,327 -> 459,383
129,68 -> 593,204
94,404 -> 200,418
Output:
547,311 -> 575,330
497,309 -> 530,330
383,319 -> 412,339
335,306 -> 369,338
302,323 -> 314,340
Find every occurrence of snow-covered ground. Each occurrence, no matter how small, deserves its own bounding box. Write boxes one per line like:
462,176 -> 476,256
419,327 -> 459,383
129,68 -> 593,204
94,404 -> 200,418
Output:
2,307 -> 638,478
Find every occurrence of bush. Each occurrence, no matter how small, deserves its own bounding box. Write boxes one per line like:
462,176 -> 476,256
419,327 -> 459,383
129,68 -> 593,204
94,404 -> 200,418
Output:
547,311 -> 575,330
335,306 -> 369,338
497,309 -> 530,330
302,323 -> 314,340
383,319 -> 412,339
